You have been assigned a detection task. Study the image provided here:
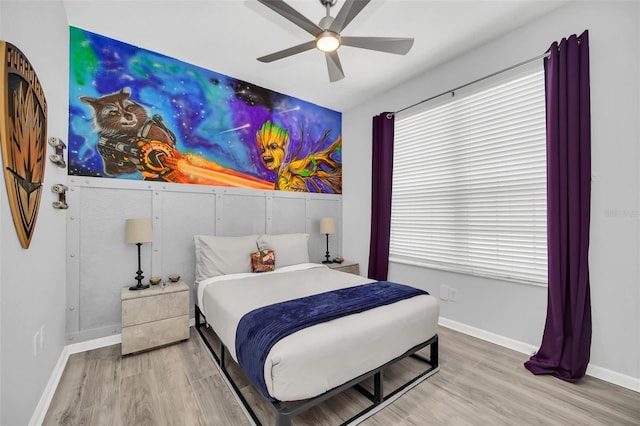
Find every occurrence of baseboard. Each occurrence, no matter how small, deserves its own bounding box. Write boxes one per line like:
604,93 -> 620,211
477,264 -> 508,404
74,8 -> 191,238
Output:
67,333 -> 122,354
438,317 -> 640,393
28,346 -> 70,426
438,317 -> 539,355
586,363 -> 640,392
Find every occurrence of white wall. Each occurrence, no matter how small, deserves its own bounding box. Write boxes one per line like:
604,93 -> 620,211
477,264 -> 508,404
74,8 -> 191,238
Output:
343,0 -> 640,388
0,1 -> 69,424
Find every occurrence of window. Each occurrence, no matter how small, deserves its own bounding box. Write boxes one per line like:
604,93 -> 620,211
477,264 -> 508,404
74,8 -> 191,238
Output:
390,70 -> 547,285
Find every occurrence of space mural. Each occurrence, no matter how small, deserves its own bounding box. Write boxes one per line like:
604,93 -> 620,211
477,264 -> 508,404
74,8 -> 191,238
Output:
68,27 -> 342,193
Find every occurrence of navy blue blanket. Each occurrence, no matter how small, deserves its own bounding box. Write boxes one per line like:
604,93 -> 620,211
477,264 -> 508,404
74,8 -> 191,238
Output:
235,281 -> 427,400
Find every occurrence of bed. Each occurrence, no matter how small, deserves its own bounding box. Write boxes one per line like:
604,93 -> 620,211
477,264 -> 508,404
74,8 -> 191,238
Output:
193,233 -> 440,426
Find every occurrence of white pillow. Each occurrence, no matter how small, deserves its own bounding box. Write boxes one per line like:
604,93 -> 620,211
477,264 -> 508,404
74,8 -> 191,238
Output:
257,233 -> 310,268
194,234 -> 259,282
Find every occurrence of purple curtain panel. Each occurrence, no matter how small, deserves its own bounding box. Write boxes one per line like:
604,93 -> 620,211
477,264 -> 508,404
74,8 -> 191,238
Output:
525,30 -> 592,382
368,113 -> 395,281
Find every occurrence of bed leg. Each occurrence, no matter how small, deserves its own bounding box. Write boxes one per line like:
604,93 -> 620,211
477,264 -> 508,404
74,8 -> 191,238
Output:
374,371 -> 384,403
195,306 -> 201,328
431,338 -> 439,367
220,342 -> 226,370
275,412 -> 291,426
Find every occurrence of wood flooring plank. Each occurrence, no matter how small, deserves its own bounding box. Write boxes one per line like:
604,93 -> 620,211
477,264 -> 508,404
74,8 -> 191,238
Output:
155,350 -> 208,426
192,374 -> 251,425
119,370 -> 163,426
177,328 -> 218,382
42,353 -> 89,426
86,358 -> 122,426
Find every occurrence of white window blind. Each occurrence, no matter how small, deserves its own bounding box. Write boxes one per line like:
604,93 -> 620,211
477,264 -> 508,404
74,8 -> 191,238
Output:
390,70 -> 547,285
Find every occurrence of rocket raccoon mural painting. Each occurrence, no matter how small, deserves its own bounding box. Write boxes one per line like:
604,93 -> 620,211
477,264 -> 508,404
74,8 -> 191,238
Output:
80,88 -> 177,179
69,27 -> 342,193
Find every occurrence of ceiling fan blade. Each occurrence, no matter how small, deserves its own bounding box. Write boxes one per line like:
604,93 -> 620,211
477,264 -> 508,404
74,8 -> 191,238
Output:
340,36 -> 414,55
257,40 -> 316,63
329,0 -> 371,33
325,51 -> 345,82
258,0 -> 322,37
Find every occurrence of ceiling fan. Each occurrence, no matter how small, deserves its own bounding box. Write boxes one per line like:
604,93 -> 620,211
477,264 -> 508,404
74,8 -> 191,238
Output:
257,0 -> 414,82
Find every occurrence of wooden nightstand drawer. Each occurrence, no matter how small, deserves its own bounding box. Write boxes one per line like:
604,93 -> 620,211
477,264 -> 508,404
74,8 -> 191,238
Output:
122,290 -> 188,327
121,315 -> 189,355
327,261 -> 360,275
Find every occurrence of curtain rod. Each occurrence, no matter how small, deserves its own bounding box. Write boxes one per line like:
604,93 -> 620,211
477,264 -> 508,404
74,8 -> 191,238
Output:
388,50 -> 551,118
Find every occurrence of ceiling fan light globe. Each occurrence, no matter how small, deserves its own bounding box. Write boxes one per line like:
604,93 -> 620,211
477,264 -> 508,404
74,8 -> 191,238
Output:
316,31 -> 340,52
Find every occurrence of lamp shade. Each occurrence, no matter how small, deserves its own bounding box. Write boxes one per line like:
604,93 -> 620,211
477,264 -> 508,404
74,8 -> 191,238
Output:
125,218 -> 153,244
320,217 -> 336,235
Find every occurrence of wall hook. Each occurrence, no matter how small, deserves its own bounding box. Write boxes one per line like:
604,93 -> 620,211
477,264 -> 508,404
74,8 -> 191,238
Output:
52,184 -> 68,209
48,137 -> 66,168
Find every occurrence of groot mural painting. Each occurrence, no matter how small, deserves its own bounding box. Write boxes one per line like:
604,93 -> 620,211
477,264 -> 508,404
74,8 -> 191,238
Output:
256,121 -> 341,193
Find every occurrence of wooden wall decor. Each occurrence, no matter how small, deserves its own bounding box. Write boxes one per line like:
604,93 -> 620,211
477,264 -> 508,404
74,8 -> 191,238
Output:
0,41 -> 48,249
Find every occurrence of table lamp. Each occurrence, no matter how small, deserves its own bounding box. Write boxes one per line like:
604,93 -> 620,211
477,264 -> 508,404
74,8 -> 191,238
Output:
125,218 -> 153,291
320,217 -> 335,264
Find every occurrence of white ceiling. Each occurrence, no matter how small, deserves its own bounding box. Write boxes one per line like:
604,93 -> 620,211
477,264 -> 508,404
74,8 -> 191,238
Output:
63,0 -> 570,111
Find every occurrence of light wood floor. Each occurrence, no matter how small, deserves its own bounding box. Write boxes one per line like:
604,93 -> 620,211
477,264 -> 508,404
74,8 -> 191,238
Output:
43,326 -> 640,425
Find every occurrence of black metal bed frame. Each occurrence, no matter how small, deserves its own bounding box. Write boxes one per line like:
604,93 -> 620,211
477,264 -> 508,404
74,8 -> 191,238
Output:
195,304 -> 439,426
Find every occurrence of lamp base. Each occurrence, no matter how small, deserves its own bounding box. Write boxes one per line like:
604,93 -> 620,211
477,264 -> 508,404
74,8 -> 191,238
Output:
129,283 -> 149,291
323,233 -> 333,264
130,243 -> 149,291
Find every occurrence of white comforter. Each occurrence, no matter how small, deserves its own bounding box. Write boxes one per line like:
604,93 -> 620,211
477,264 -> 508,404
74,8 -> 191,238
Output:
198,263 -> 439,401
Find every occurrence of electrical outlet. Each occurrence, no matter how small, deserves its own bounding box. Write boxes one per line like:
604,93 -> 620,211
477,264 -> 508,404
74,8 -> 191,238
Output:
439,284 -> 449,301
449,288 -> 458,302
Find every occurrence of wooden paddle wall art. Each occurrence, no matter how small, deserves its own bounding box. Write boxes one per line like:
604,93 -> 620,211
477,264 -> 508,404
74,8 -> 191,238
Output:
0,41 -> 48,249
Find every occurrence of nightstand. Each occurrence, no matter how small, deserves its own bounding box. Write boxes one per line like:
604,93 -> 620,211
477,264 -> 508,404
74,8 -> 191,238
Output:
121,281 -> 189,355
326,260 -> 360,275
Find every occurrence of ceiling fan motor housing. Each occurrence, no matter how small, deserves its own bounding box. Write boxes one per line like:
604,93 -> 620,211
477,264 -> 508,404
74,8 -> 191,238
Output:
319,15 -> 335,30
257,0 -> 414,82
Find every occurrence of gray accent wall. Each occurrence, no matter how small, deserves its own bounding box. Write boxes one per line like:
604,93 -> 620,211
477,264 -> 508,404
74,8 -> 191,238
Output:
65,177 -> 342,343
